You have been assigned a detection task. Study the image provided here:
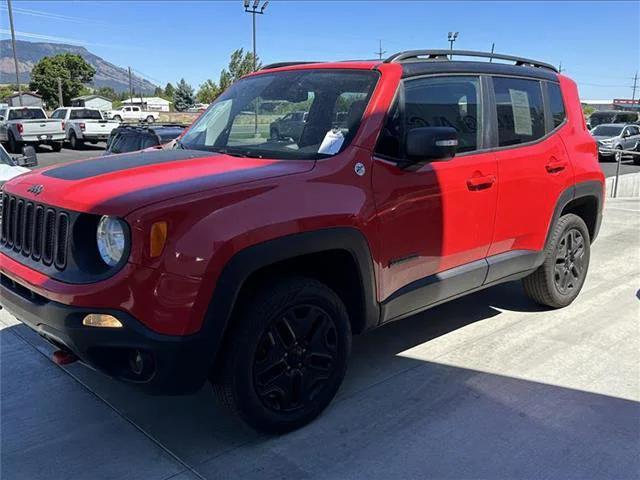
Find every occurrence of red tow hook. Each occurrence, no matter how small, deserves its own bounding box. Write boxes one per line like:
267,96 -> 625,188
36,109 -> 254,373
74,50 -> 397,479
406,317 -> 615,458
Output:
52,349 -> 78,366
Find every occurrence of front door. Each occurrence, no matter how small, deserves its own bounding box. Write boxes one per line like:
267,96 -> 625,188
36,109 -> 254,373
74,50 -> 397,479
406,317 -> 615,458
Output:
372,75 -> 498,321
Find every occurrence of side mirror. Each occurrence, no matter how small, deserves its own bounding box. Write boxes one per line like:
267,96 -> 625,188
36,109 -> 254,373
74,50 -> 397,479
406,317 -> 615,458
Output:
405,126 -> 458,163
0,116 -> 4,121
17,145 -> 38,167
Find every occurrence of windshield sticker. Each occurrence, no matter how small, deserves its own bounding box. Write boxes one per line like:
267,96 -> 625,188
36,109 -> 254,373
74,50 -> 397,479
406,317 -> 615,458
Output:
318,130 -> 345,155
509,89 -> 533,136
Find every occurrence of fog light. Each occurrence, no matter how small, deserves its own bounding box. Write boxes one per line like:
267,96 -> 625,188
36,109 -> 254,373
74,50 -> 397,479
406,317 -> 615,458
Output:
82,314 -> 123,328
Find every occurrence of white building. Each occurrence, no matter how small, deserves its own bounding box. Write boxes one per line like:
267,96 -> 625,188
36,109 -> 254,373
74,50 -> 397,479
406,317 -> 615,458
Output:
121,96 -> 171,112
71,95 -> 113,111
3,92 -> 43,107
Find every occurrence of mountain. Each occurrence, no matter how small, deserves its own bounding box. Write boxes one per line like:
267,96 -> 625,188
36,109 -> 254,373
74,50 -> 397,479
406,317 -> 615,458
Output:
0,39 -> 157,93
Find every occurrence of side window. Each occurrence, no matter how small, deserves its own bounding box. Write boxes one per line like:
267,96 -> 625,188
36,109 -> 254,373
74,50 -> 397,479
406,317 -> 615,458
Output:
493,77 -> 545,146
547,83 -> 566,128
0,109 -> 6,119
629,126 -> 640,136
404,76 -> 482,153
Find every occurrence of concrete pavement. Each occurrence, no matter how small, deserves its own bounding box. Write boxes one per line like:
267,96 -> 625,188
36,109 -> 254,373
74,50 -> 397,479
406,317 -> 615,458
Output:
1,199 -> 639,479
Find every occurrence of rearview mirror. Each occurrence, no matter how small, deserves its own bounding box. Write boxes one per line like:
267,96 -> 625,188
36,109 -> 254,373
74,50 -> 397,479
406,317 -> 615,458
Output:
17,145 -> 38,167
405,127 -> 458,163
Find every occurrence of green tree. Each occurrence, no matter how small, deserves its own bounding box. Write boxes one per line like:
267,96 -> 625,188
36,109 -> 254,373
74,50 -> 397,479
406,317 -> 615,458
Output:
29,53 -> 96,107
582,105 -> 595,117
227,48 -> 261,81
196,79 -> 220,103
173,78 -> 195,111
95,86 -> 119,101
164,82 -> 175,100
153,86 -> 165,98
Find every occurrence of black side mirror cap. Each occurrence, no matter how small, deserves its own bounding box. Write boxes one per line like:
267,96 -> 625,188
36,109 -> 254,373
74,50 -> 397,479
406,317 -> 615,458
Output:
17,145 -> 38,167
405,126 -> 458,163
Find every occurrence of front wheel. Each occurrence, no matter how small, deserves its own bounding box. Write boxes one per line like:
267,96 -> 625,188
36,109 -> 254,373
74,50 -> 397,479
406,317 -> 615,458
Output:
113,115 -> 122,122
213,277 -> 351,434
146,116 -> 155,123
523,213 -> 590,308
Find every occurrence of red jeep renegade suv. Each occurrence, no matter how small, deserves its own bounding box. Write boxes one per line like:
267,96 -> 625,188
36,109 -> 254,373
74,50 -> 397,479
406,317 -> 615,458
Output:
0,50 -> 604,433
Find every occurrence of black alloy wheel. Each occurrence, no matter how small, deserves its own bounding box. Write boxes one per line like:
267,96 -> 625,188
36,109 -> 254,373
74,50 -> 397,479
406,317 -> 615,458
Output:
553,227 -> 586,295
253,304 -> 338,413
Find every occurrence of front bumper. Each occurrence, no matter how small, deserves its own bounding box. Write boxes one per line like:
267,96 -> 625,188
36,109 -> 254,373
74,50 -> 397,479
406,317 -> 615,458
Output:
0,273 -> 212,394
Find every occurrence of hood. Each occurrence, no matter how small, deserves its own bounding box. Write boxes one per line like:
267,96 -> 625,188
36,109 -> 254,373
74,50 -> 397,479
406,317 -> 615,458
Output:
3,149 -> 314,216
592,135 -> 616,142
0,164 -> 29,183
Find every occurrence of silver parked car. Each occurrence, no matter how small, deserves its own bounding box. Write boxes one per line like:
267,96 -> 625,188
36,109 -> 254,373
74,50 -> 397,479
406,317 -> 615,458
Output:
591,123 -> 640,164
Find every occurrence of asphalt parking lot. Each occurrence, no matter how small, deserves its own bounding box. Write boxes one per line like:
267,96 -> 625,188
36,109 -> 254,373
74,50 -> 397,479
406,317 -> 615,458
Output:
28,143 -> 640,178
1,198 -> 638,480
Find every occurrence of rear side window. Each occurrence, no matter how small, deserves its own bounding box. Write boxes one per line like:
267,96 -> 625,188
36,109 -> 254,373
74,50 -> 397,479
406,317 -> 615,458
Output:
547,83 -> 566,128
493,77 -> 545,146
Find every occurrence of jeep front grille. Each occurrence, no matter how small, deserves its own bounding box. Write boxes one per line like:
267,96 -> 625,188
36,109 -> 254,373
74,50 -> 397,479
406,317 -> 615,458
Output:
0,193 -> 70,270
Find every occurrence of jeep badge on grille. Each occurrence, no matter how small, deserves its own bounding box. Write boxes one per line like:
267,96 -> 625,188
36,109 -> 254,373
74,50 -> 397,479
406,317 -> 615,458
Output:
27,185 -> 44,195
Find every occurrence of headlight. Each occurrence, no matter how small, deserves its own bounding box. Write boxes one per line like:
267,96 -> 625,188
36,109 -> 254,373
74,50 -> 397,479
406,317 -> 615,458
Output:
96,216 -> 127,266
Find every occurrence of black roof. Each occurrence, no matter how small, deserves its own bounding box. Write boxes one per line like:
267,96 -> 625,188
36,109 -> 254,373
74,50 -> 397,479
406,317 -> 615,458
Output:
399,60 -> 559,81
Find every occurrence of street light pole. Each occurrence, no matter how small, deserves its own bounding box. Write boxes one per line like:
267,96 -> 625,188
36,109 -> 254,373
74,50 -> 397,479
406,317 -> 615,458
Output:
244,0 -> 269,136
244,0 -> 269,72
7,0 -> 23,106
447,31 -> 459,60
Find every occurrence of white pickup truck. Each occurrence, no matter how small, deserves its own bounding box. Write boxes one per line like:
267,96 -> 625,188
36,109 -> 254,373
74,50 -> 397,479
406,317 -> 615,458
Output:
51,107 -> 120,149
104,106 -> 159,123
0,142 -> 36,187
0,106 -> 65,153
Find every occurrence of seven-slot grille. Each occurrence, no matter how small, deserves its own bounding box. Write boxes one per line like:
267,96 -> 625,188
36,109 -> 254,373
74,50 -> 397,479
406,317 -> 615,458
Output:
0,193 -> 69,270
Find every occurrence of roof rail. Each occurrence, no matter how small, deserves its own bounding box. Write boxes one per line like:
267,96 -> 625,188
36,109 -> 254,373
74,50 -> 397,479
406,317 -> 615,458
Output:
260,61 -> 320,71
384,49 -> 558,73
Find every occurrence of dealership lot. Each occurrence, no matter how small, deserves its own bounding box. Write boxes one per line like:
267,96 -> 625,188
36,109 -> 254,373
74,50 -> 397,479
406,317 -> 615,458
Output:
1,198 -> 638,480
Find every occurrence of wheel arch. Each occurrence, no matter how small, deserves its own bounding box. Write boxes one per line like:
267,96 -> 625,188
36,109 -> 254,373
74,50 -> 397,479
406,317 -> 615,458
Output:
201,228 -> 380,370
548,180 -> 604,245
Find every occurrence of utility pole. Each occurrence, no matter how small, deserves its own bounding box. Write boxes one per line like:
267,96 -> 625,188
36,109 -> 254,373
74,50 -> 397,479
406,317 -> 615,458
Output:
489,42 -> 495,62
7,0 -> 23,106
128,66 -> 133,105
447,32 -> 459,59
244,0 -> 269,136
375,40 -> 387,60
57,77 -> 63,107
632,72 -> 638,104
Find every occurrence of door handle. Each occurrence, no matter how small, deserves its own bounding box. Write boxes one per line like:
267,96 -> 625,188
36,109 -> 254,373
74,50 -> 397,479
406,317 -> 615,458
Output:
545,159 -> 568,173
466,174 -> 496,191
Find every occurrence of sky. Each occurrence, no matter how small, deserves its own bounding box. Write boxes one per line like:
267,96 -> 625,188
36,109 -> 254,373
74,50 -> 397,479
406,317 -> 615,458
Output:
1,0 -> 639,100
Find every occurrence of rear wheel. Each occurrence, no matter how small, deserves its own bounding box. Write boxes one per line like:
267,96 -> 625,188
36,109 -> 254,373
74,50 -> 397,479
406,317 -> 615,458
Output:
213,277 -> 351,434
69,131 -> 82,149
523,213 -> 590,308
7,131 -> 20,153
270,127 -> 280,141
146,115 -> 155,123
50,142 -> 62,152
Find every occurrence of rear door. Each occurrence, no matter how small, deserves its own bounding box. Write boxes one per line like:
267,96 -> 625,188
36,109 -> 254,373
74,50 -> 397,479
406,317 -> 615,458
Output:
373,75 -> 498,316
487,77 -> 574,274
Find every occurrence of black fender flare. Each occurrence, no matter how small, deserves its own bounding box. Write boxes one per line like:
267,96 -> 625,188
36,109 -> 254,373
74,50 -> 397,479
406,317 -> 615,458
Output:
546,180 -> 604,246
200,227 -> 380,368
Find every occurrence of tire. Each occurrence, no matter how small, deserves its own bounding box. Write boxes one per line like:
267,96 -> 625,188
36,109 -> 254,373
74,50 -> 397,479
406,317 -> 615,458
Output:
69,131 -> 82,150
213,276 -> 351,434
50,142 -> 62,152
270,127 -> 279,141
113,115 -> 122,122
7,131 -> 20,154
614,146 -> 623,163
523,213 -> 590,308
146,116 -> 155,123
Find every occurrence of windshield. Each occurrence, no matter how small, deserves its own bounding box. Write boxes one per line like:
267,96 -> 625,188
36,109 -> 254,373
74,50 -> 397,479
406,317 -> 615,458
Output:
179,69 -> 378,160
8,108 -> 46,120
70,109 -> 102,120
0,144 -> 16,166
592,125 -> 623,136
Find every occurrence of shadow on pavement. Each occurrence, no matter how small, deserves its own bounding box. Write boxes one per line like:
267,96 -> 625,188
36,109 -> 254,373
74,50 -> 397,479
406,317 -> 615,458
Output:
2,281 -> 638,479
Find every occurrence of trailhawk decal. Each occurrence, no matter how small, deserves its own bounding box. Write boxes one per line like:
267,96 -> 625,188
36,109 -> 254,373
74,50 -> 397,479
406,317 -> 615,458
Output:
42,149 -> 213,181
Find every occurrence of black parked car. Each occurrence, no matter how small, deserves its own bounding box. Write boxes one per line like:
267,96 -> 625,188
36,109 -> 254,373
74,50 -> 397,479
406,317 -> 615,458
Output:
105,124 -> 187,155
